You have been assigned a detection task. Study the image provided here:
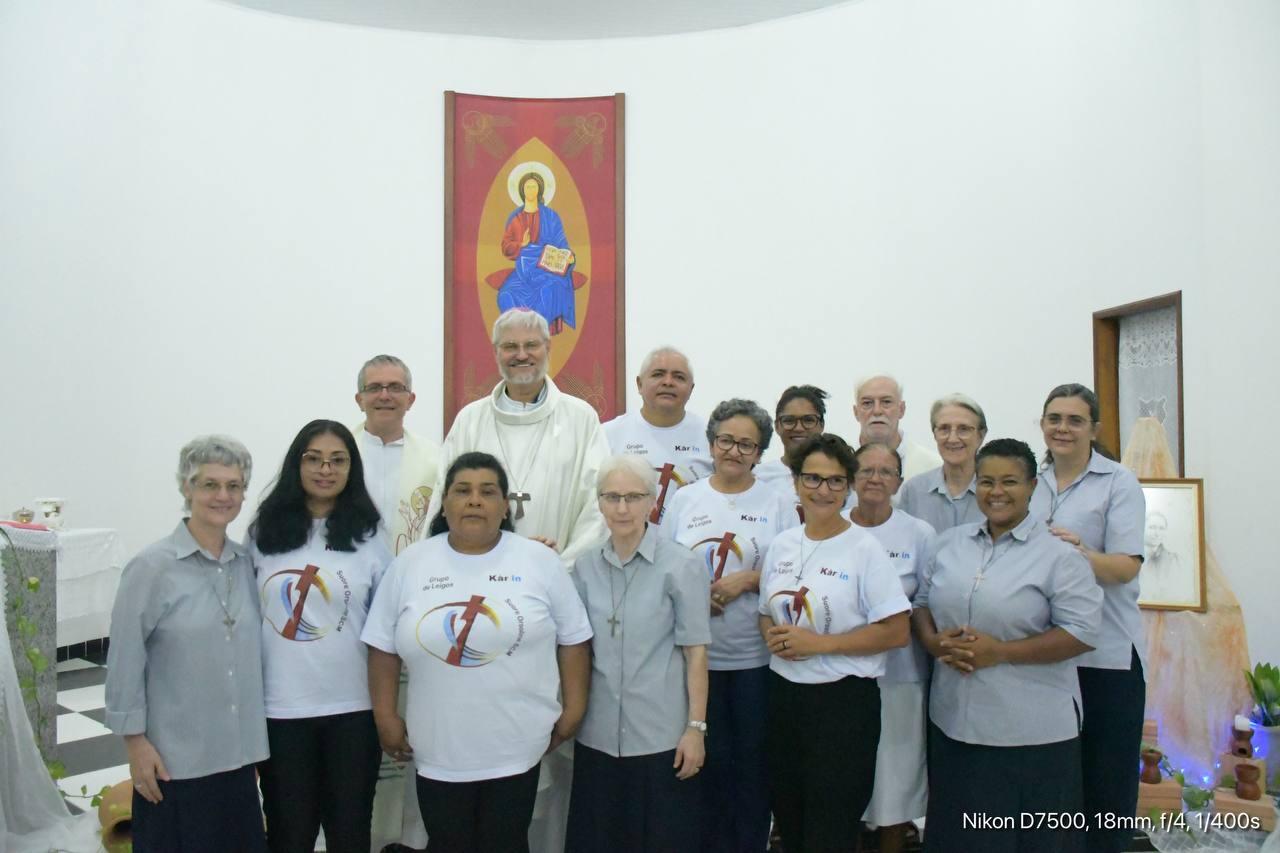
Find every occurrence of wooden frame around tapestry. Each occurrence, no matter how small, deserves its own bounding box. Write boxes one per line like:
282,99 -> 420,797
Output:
1092,291 -> 1184,474
443,91 -> 626,432
1137,478 -> 1207,612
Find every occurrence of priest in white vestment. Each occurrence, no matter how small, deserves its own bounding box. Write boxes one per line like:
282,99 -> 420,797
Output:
352,354 -> 443,853
426,307 -> 609,853
602,345 -> 712,525
854,374 -> 941,483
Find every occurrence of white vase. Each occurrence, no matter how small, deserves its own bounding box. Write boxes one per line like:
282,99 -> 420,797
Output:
1251,722 -> 1280,791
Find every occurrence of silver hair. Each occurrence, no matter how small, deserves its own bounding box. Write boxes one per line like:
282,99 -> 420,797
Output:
929,393 -> 988,432
176,434 -> 253,510
854,374 -> 904,400
357,354 -> 413,392
491,308 -> 550,346
638,346 -> 694,381
595,454 -> 659,494
706,398 -> 774,454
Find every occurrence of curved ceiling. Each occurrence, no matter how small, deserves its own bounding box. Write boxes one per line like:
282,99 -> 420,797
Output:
224,0 -> 857,40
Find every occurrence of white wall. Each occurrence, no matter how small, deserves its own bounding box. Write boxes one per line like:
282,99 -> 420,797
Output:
1,0 -> 1274,659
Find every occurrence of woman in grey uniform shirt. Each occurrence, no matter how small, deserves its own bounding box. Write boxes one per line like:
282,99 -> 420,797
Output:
567,454 -> 710,853
1030,384 -> 1146,853
104,435 -> 269,853
914,438 -> 1102,853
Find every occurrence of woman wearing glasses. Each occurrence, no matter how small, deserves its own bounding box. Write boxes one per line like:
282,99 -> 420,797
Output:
663,399 -> 797,852
1030,384 -> 1146,852
899,394 -> 988,533
756,385 -> 830,499
914,439 -> 1101,852
249,420 -> 390,853
105,435 -> 268,852
566,455 -> 711,853
849,443 -> 936,853
758,434 -> 911,853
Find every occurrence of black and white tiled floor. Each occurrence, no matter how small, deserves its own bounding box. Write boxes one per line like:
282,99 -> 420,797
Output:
55,648 -> 130,814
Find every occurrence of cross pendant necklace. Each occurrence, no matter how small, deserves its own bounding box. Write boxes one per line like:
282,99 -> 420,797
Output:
211,565 -> 237,631
493,417 -> 553,521
607,563 -> 640,638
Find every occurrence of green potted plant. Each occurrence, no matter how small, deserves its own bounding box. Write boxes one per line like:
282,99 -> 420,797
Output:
1244,661 -> 1279,790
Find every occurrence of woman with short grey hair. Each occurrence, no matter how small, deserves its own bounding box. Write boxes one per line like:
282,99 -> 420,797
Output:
665,399 -> 799,852
899,393 -> 988,533
568,453 -> 710,852
105,434 -> 269,853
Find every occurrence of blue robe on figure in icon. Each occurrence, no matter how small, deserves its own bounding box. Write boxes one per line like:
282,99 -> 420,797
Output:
498,202 -> 577,332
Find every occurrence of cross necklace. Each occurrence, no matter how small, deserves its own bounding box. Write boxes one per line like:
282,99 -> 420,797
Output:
967,534 -> 1014,625
493,416 -> 552,521
211,563 -> 237,631
607,562 -> 641,638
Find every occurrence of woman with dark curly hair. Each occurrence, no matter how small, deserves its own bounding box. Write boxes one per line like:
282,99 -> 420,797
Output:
249,420 -> 390,853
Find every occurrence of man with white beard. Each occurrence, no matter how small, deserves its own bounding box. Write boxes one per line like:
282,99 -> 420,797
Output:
853,374 -> 941,483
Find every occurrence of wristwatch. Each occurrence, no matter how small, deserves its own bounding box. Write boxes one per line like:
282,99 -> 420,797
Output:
687,720 -> 708,733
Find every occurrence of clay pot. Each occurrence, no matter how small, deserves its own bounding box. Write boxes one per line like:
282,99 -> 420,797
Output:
1235,764 -> 1262,801
1140,748 -> 1163,784
97,780 -> 133,853
1231,727 -> 1254,758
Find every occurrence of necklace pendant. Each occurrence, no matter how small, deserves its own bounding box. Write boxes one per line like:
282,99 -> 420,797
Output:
223,614 -> 235,629
509,491 -> 532,521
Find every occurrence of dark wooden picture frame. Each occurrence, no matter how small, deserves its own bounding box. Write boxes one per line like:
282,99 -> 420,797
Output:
443,91 -> 626,433
1137,478 -> 1207,612
1092,291 -> 1183,474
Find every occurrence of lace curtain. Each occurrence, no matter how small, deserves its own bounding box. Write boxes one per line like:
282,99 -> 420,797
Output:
1119,305 -> 1181,469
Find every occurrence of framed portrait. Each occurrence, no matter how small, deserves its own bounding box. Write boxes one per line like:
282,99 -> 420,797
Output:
443,91 -> 625,432
1137,478 -> 1206,612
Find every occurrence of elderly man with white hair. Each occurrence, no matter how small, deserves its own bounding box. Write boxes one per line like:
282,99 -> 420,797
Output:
603,346 -> 712,525
853,374 -> 941,483
427,307 -> 610,853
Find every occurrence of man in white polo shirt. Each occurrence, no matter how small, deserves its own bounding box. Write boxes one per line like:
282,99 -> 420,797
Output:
603,346 -> 712,525
853,374 -> 941,483
353,354 -> 441,557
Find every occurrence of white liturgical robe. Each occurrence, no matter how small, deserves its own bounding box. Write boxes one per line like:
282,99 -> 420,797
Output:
429,377 -> 610,570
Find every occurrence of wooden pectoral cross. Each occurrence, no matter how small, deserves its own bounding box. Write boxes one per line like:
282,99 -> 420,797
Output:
509,491 -> 531,520
607,613 -> 621,638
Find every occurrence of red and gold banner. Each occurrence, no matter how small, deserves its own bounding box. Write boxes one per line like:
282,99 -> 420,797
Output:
444,92 -> 625,430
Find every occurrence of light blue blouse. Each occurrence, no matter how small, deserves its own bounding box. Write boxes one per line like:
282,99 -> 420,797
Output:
1030,451 -> 1146,671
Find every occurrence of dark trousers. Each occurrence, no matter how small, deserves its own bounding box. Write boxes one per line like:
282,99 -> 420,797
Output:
1079,648 -> 1147,853
132,764 -> 267,853
258,710 -> 381,853
701,666 -> 771,852
566,742 -> 702,853
924,724 -> 1084,853
766,672 -> 880,853
416,763 -> 541,853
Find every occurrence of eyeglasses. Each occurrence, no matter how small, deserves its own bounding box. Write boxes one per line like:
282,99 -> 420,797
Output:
194,480 -> 245,495
1043,413 -> 1093,430
777,414 -> 822,430
599,492 -> 651,505
933,424 -> 978,438
498,341 -> 546,356
798,473 -> 849,492
713,435 -> 759,455
854,467 -> 900,481
301,452 -> 351,471
362,382 -> 410,395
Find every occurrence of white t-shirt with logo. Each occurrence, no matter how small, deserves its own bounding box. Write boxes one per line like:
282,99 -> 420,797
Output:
603,410 -> 713,525
758,524 -> 911,685
361,531 -> 593,783
253,521 -> 393,719
851,509 -> 936,683
664,478 -> 799,670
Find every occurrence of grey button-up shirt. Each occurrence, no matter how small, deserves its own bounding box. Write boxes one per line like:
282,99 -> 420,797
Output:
916,513 -> 1102,747
899,465 -> 983,534
105,521 -> 269,779
572,525 -> 711,757
1030,451 -> 1147,672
